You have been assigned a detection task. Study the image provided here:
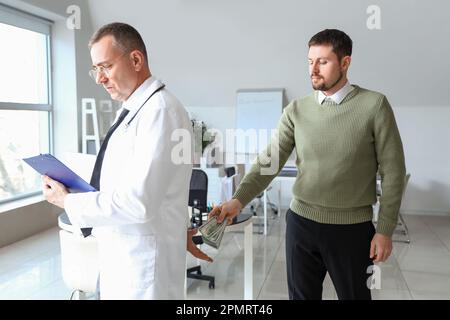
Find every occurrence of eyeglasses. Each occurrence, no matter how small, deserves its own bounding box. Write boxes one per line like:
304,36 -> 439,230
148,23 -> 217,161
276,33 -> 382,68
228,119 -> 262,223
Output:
89,52 -> 128,81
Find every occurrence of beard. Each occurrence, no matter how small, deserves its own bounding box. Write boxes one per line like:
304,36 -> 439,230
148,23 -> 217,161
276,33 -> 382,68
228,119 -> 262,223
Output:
311,71 -> 343,91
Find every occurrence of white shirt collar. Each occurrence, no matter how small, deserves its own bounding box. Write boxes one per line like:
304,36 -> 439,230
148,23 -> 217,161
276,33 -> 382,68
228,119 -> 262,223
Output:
317,81 -> 354,105
121,76 -> 156,112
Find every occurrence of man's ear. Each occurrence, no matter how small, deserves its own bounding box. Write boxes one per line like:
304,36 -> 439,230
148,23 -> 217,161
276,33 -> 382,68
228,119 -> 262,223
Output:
130,50 -> 145,71
341,56 -> 351,71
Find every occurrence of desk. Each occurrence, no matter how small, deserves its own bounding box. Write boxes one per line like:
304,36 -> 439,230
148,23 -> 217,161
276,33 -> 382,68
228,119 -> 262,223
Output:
226,214 -> 253,300
189,207 -> 254,300
262,188 -> 268,235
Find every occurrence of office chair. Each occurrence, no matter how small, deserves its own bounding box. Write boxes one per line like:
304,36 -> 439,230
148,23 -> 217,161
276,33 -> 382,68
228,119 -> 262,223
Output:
220,166 -> 238,204
224,165 -> 278,218
187,169 -> 215,289
251,190 -> 278,216
249,185 -> 278,234
223,165 -> 277,234
393,173 -> 411,243
224,166 -> 236,178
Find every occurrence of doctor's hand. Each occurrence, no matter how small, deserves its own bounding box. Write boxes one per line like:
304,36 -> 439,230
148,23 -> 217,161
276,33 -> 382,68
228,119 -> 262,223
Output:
208,199 -> 243,225
370,233 -> 393,263
187,228 -> 213,263
42,175 -> 69,209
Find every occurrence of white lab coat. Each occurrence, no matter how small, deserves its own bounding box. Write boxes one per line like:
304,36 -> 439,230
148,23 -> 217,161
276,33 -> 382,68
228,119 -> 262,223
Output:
64,77 -> 192,299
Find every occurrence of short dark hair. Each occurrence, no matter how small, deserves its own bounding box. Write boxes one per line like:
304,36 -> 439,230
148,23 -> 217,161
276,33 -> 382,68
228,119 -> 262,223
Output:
308,29 -> 352,60
89,22 -> 148,61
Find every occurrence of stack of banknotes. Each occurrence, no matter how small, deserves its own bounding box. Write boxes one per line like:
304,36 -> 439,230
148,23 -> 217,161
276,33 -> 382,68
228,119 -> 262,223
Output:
198,217 -> 227,249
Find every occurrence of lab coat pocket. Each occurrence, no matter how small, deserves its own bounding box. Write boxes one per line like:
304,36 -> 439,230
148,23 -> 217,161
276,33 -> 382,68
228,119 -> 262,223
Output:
119,233 -> 157,289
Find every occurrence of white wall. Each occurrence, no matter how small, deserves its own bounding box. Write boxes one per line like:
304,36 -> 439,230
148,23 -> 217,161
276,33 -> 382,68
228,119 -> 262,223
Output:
394,106 -> 450,214
87,0 -> 450,107
85,0 -> 450,214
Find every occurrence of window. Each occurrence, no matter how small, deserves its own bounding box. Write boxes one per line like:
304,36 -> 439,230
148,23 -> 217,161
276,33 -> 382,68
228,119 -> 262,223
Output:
0,5 -> 52,204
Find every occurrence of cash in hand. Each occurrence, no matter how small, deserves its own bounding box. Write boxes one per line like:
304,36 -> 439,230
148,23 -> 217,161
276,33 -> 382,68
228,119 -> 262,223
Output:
198,216 -> 227,249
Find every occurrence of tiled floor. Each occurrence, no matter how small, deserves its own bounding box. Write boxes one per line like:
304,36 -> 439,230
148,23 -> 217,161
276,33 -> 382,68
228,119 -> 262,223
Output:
1,210 -> 450,300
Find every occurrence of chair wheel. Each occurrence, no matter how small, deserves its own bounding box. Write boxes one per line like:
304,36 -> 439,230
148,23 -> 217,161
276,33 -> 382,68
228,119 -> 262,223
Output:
209,282 -> 215,289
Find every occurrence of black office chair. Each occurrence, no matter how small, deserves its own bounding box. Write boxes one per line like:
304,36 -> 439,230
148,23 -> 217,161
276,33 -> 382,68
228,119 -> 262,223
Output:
251,191 -> 278,216
187,169 -> 215,289
224,166 -> 236,178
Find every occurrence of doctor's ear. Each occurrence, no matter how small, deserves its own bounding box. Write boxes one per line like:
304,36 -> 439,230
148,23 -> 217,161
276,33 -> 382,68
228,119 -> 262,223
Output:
130,50 -> 145,71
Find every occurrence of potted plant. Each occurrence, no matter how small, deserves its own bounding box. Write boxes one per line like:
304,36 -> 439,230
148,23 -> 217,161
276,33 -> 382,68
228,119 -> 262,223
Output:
191,120 -> 215,166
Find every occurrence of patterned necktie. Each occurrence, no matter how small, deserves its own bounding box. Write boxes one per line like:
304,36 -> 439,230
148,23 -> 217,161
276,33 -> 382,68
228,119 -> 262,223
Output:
80,108 -> 129,237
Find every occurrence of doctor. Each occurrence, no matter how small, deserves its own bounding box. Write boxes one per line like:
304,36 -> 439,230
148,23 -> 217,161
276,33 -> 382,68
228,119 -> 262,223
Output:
42,22 -> 199,299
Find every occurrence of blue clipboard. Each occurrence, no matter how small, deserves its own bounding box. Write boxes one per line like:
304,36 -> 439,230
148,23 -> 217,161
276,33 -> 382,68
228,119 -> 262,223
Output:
23,154 -> 97,193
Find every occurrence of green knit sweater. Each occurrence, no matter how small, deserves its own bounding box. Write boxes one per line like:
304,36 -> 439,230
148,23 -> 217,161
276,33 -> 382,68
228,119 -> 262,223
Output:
233,85 -> 406,236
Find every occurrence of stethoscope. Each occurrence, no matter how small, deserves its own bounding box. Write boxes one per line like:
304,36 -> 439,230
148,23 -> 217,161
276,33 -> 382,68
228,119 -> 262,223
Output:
124,84 -> 166,128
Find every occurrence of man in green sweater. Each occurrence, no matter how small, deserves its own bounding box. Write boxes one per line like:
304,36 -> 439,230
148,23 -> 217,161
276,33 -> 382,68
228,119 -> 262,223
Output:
209,29 -> 406,300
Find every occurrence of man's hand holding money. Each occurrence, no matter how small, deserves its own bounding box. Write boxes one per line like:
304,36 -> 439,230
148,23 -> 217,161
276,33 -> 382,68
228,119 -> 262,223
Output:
208,199 -> 243,224
198,217 -> 227,249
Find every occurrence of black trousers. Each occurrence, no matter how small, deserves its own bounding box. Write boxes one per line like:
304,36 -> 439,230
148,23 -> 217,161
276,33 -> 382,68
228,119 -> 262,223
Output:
285,209 -> 375,300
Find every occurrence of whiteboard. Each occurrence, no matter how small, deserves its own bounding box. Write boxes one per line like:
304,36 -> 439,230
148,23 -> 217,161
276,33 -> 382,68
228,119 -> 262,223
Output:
235,88 -> 284,153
